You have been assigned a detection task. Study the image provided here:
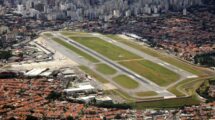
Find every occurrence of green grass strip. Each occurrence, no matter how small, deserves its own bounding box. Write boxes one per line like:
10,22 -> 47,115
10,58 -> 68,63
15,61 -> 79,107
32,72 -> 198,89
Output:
136,91 -> 158,97
69,37 -> 141,61
133,96 -> 200,109
44,33 -> 53,37
119,60 -> 180,86
61,31 -> 90,36
79,66 -> 109,83
96,63 -> 117,75
107,35 -> 204,75
113,75 -> 139,89
168,76 -> 215,97
52,37 -> 99,63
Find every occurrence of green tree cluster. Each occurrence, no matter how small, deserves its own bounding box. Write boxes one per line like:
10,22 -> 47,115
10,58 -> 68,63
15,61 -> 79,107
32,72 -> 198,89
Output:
194,52 -> 215,67
0,50 -> 12,60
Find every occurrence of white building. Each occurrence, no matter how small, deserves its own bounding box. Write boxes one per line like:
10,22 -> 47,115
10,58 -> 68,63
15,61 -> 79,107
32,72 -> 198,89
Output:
17,4 -> 24,14
113,10 -> 120,18
64,82 -> 95,95
123,33 -> 142,40
60,4 -> 67,11
183,8 -> 187,16
144,4 -> 151,14
76,95 -> 95,103
29,9 -> 40,18
39,71 -> 52,77
125,10 -> 131,17
62,69 -> 75,75
153,6 -> 158,14
96,96 -> 112,104
25,68 -> 48,77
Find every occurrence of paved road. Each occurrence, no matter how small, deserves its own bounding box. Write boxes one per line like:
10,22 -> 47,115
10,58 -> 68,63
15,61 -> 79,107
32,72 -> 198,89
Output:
52,32 -> 176,98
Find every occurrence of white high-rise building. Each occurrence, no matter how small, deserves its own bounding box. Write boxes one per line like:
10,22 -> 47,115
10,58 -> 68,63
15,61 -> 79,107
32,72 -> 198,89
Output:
125,10 -> 131,17
60,4 -> 67,11
153,6 -> 158,14
17,4 -> 24,13
113,10 -> 120,17
183,8 -> 187,16
144,4 -> 151,14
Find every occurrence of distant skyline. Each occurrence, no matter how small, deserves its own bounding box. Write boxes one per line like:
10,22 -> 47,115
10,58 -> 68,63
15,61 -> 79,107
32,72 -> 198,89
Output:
0,0 -> 203,21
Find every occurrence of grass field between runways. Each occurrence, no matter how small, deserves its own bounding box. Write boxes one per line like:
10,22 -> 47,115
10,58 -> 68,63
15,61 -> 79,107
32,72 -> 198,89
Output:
68,36 -> 180,86
96,63 -> 117,75
69,37 -> 141,61
106,35 -> 205,75
119,60 -> 180,86
79,66 -> 109,83
52,37 -> 99,63
113,75 -> 139,89
43,33 -> 53,37
135,91 -> 158,97
61,31 -> 90,36
168,76 -> 215,97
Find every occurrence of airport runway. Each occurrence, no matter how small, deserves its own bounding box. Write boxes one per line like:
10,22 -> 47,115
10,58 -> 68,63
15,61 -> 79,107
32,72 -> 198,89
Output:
92,33 -> 199,89
52,32 -> 176,98
93,33 -> 197,79
44,35 -> 158,99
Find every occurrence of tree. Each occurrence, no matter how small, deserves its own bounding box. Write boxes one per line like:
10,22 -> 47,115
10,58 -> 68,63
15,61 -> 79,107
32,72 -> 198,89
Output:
66,115 -> 74,120
72,93 -> 78,98
194,52 -> 215,67
26,115 -> 38,120
103,116 -> 107,120
0,50 -> 12,60
2,104 -> 15,110
46,91 -> 62,101
18,88 -> 26,95
114,114 -> 122,119
8,117 -> 16,120
18,53 -> 24,57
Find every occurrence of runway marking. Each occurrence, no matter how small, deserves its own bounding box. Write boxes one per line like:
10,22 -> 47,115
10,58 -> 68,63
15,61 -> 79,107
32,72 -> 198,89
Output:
164,95 -> 177,99
156,90 -> 162,93
163,62 -> 170,65
128,75 -> 136,79
117,59 -> 144,62
134,74 -> 141,78
158,63 -> 165,66
187,75 -> 198,78
156,90 -> 168,93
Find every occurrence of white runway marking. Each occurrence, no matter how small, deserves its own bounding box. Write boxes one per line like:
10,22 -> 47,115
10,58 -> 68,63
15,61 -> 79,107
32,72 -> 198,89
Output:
128,75 -> 135,79
187,75 -> 198,78
134,74 -> 141,78
158,63 -> 165,66
156,90 -> 169,93
163,62 -> 170,65
164,95 -> 177,99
